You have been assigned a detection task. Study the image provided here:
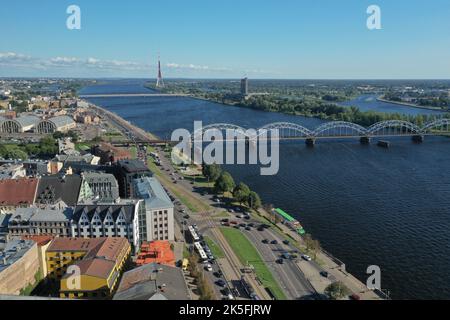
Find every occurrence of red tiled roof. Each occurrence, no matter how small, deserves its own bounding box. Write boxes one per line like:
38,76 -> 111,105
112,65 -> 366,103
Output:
0,178 -> 39,206
21,235 -> 54,246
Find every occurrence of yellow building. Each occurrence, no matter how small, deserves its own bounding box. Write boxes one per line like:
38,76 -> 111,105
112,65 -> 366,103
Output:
45,237 -> 130,299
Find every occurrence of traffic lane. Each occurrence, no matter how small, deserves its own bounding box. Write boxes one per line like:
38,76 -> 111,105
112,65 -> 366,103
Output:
244,227 -> 315,299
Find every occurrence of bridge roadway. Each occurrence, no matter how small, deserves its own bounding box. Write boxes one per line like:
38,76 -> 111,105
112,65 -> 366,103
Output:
80,93 -> 190,98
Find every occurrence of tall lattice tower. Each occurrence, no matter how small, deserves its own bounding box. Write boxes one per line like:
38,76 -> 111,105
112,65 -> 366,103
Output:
156,55 -> 165,88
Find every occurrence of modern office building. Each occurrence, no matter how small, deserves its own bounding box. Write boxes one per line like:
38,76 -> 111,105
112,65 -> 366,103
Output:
134,177 -> 174,242
241,77 -> 249,96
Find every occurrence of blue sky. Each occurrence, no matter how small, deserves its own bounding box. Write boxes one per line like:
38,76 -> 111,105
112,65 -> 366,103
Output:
1,0 -> 450,79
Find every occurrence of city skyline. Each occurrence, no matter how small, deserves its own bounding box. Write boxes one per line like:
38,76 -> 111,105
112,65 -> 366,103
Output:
1,0 -> 450,79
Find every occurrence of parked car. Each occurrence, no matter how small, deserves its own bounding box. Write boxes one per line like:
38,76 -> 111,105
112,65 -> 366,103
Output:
216,279 -> 226,287
245,226 -> 251,231
262,239 -> 269,244
221,218 -> 229,223
244,215 -> 250,220
276,258 -> 284,264
282,240 -> 290,245
270,240 -> 278,245
205,264 -> 213,272
320,271 -> 329,278
214,270 -> 223,278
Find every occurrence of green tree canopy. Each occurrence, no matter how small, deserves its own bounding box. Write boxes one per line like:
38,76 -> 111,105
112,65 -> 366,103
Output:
202,163 -> 222,182
214,171 -> 235,194
325,282 -> 350,300
247,191 -> 262,209
233,182 -> 251,204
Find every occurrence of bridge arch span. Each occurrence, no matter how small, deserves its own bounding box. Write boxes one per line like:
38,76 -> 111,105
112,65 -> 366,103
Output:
192,123 -> 248,138
258,122 -> 312,138
368,120 -> 422,136
422,118 -> 450,133
313,121 -> 368,137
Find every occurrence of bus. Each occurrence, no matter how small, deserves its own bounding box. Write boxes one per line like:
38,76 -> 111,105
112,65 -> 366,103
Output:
182,258 -> 189,271
187,226 -> 200,242
194,241 -> 208,261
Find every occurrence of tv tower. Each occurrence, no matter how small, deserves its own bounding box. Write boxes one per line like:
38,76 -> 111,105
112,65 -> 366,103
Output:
156,54 -> 165,88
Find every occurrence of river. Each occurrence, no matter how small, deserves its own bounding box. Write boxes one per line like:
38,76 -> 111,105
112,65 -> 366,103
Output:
80,80 -> 450,300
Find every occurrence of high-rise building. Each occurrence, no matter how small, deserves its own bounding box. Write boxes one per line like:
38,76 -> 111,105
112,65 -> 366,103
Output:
241,77 -> 249,96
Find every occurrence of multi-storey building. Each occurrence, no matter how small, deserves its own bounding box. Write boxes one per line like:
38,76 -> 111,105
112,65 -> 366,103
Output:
80,172 -> 120,203
46,237 -> 131,299
7,206 -> 72,237
134,177 -> 174,242
116,160 -> 152,198
0,178 -> 39,214
71,200 -> 144,250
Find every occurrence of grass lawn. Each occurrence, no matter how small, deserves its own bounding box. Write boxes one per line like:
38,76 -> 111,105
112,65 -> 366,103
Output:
219,227 -> 287,300
203,236 -> 225,259
130,146 -> 138,159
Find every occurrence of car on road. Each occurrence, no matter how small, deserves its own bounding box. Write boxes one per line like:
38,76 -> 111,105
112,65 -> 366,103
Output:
257,226 -> 265,231
230,221 -> 238,225
222,222 -> 230,227
245,226 -> 251,231
239,223 -> 246,228
183,214 -> 190,219
281,252 -> 291,259
247,223 -> 255,228
221,218 -> 229,223
320,271 -> 329,278
216,279 -> 226,287
262,239 -> 269,244
302,254 -> 312,261
283,240 -> 290,245
270,240 -> 278,245
204,264 -> 213,272
276,258 -> 284,264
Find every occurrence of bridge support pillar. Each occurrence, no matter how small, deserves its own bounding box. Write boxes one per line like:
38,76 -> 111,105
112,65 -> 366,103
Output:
305,138 -> 316,147
412,135 -> 424,143
360,136 -> 371,145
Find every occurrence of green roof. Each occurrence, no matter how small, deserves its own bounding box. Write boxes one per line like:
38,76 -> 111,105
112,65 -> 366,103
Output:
275,208 -> 295,222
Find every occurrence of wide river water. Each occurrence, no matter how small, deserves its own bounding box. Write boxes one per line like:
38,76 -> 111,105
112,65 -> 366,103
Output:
80,80 -> 450,299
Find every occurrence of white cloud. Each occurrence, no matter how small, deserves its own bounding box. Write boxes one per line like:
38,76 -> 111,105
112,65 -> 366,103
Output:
0,51 -> 264,77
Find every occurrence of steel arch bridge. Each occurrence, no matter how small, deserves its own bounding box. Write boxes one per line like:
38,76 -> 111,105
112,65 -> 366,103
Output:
190,119 -> 450,141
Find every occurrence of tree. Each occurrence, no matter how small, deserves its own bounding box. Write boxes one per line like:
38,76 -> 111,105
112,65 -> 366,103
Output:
214,172 -> 235,194
233,182 -> 251,204
304,233 -> 321,259
325,282 -> 350,300
247,191 -> 262,209
202,163 -> 222,182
